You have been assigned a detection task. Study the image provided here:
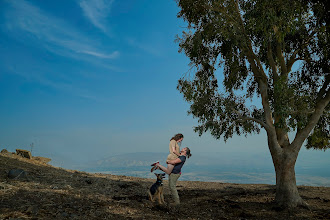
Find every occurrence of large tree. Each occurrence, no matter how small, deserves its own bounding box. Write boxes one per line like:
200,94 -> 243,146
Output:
176,0 -> 329,208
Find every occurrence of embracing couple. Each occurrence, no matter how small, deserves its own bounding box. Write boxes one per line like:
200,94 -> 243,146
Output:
151,133 -> 192,205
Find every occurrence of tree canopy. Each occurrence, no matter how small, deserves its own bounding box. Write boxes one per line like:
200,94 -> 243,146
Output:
176,0 -> 329,150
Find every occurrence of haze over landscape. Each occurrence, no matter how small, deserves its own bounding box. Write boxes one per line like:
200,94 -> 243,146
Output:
1,0 -> 329,187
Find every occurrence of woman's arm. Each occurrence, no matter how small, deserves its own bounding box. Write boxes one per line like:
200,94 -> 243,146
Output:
167,157 -> 182,165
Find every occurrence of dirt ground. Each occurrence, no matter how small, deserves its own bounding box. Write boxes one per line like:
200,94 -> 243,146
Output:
1,153 -> 330,220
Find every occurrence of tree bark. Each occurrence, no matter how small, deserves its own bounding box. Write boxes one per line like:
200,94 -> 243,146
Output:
271,144 -> 308,208
275,154 -> 302,207
267,132 -> 308,208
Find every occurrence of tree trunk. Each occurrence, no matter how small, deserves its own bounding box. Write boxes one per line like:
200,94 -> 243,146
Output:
273,148 -> 307,208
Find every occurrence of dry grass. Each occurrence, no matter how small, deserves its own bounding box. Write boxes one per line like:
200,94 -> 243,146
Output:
1,152 -> 329,219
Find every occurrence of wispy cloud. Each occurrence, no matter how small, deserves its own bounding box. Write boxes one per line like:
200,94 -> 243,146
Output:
79,0 -> 114,33
3,0 -> 118,61
1,0 -> 119,101
79,50 -> 119,59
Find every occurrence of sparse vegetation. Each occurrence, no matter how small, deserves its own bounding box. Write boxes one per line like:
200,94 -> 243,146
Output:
1,151 -> 329,219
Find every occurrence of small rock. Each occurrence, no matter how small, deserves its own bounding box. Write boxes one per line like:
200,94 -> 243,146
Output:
26,206 -> 39,215
0,182 -> 7,190
85,179 -> 92,184
16,149 -> 32,159
8,169 -> 28,179
60,212 -> 69,217
119,183 -> 129,189
1,149 -> 9,154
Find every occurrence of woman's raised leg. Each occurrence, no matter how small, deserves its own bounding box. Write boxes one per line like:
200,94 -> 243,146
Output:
157,163 -> 174,175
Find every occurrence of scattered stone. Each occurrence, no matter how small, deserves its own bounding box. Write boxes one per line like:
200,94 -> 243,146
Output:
26,206 -> 39,215
8,169 -> 28,179
113,196 -> 127,201
16,149 -> 32,159
85,179 -> 93,184
1,149 -> 9,154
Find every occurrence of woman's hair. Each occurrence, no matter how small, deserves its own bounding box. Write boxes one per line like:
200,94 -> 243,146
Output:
170,133 -> 184,141
185,147 -> 192,158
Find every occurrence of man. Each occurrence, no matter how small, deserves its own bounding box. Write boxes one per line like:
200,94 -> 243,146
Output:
155,147 -> 192,205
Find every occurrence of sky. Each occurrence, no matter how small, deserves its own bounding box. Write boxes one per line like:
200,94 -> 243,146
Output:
0,0 -> 329,173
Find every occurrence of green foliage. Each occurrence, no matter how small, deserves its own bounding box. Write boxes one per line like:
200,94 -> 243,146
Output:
306,114 -> 330,150
176,0 -> 329,149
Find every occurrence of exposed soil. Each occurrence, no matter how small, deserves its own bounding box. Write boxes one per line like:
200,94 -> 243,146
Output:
1,152 -> 330,219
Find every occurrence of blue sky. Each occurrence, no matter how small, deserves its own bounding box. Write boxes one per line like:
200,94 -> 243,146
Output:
0,0 -> 329,173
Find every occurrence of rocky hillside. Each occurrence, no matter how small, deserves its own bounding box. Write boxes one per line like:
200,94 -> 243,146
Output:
1,151 -> 330,219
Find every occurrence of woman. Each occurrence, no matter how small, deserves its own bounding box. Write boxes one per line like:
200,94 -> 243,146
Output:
151,133 -> 184,173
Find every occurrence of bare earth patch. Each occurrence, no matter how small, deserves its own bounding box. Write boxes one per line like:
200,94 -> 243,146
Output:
1,153 -> 329,219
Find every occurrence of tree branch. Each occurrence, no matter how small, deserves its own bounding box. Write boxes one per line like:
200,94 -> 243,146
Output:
316,74 -> 330,103
286,50 -> 300,73
237,116 -> 270,130
275,40 -> 288,76
231,109 -> 270,131
290,109 -> 315,115
233,0 -> 282,154
267,42 -> 279,79
287,30 -> 317,72
208,3 -> 237,24
292,88 -> 330,151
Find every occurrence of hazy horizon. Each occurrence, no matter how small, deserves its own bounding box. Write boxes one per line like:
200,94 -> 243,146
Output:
47,147 -> 330,187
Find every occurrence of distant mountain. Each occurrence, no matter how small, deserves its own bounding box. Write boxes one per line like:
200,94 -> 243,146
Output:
94,152 -> 166,167
76,152 -> 168,172
78,151 -> 275,173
